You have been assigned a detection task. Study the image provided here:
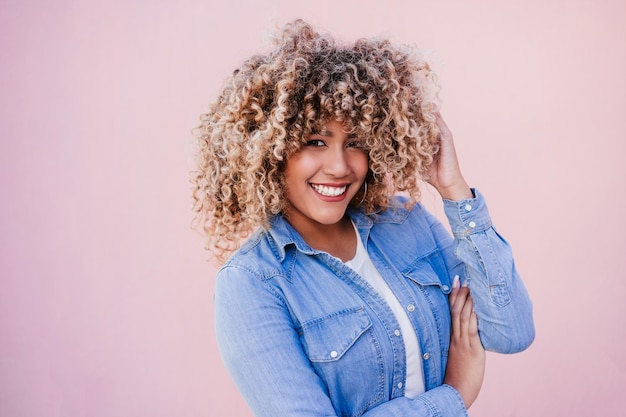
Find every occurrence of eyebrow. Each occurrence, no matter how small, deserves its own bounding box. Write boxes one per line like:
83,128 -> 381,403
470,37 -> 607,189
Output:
312,130 -> 357,138
314,129 -> 333,137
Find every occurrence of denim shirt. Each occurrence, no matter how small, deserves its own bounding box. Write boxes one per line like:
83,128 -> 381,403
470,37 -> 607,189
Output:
214,190 -> 535,417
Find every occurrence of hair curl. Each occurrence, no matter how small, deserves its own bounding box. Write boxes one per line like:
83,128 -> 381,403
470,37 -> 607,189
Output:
192,19 -> 441,261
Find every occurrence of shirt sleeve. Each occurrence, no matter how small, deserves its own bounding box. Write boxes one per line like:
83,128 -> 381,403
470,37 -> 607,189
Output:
435,188 -> 535,353
215,264 -> 470,417
214,264 -> 337,417
361,384 -> 468,417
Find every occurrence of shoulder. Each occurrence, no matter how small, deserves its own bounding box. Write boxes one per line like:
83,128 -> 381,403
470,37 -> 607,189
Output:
219,229 -> 286,281
362,196 -> 447,264
215,231 -> 293,313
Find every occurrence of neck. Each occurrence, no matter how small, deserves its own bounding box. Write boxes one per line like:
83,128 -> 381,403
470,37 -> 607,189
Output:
289,215 -> 357,262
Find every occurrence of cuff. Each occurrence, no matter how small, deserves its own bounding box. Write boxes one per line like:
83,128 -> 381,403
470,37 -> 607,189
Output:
419,384 -> 468,417
443,188 -> 493,238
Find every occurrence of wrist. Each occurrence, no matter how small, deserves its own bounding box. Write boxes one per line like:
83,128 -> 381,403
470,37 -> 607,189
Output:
437,181 -> 473,201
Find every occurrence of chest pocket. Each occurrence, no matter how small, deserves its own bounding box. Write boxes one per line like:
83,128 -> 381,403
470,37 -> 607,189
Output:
403,251 -> 460,360
300,306 -> 372,361
298,306 -> 384,417
404,250 -> 460,292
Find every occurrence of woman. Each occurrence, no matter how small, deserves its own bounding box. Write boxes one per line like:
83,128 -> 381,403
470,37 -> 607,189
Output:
193,20 -> 534,417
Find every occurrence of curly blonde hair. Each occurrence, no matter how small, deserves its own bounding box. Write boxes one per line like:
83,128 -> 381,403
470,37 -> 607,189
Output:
192,19 -> 441,261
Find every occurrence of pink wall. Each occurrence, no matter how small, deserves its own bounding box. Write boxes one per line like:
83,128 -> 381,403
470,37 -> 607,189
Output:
1,1 -> 624,416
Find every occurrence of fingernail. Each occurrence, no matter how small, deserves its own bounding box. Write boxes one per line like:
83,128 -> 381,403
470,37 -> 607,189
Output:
452,275 -> 460,288
462,280 -> 469,288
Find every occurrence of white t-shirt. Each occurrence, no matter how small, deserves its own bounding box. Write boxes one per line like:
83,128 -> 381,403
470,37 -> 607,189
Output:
345,224 -> 425,398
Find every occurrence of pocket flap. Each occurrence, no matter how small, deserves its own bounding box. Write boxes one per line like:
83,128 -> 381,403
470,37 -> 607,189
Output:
300,307 -> 372,362
404,252 -> 462,294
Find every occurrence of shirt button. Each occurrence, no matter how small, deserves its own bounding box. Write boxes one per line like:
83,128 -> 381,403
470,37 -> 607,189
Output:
442,285 -> 449,291
468,221 -> 476,228
464,204 -> 472,211
394,329 -> 401,337
397,382 -> 403,389
423,353 -> 430,360
407,304 -> 415,312
330,350 -> 338,358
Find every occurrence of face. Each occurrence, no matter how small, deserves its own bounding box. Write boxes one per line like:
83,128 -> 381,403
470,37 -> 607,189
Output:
282,120 -> 369,234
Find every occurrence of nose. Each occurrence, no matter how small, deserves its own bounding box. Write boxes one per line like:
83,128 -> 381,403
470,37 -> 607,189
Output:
323,147 -> 351,177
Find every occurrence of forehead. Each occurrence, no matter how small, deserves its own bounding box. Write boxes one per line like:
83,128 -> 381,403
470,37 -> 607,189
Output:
314,119 -> 356,137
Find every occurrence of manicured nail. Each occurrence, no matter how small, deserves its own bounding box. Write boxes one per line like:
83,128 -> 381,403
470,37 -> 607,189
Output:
462,280 -> 469,288
452,275 -> 460,288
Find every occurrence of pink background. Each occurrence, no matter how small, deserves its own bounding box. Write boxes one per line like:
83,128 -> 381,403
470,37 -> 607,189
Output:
1,1 -> 624,416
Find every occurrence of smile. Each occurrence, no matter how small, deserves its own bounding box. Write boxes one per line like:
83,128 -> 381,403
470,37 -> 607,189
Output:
310,184 -> 347,197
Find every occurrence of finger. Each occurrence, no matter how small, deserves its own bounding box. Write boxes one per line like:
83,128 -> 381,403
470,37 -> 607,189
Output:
448,276 -> 461,307
468,310 -> 479,338
450,286 -> 468,316
450,287 -> 470,337
435,112 -> 453,143
457,293 -> 474,340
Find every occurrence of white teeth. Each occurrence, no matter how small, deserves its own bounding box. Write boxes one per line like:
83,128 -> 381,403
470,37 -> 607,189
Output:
311,184 -> 347,197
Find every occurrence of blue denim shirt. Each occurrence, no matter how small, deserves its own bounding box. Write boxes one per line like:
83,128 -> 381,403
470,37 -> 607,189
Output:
214,190 -> 534,417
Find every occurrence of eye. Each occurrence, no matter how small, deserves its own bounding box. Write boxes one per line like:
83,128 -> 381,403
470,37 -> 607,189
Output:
305,139 -> 326,147
346,139 -> 366,150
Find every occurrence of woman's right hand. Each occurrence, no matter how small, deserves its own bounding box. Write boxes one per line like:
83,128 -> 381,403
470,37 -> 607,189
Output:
443,279 -> 486,409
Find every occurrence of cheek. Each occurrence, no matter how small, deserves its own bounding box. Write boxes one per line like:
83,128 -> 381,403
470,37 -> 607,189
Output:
282,156 -> 302,185
353,153 -> 369,178
284,153 -> 319,182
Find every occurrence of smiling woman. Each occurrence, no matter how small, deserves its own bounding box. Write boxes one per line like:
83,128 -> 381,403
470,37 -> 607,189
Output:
192,19 -> 442,262
282,120 -> 369,261
192,19 -> 534,417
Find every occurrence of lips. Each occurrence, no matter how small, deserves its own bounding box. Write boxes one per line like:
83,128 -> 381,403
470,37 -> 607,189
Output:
310,183 -> 348,197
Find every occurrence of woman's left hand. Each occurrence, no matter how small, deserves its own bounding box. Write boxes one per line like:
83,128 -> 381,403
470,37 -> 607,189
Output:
426,113 -> 474,201
443,280 -> 486,409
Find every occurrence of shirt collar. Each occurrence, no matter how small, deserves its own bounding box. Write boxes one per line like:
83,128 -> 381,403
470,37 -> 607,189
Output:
266,209 -> 374,263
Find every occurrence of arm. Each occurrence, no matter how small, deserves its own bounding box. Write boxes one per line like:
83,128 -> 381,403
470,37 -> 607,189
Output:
214,265 -> 337,417
441,191 -> 535,352
365,278 -> 486,413
426,114 -> 535,353
215,265 -> 471,417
